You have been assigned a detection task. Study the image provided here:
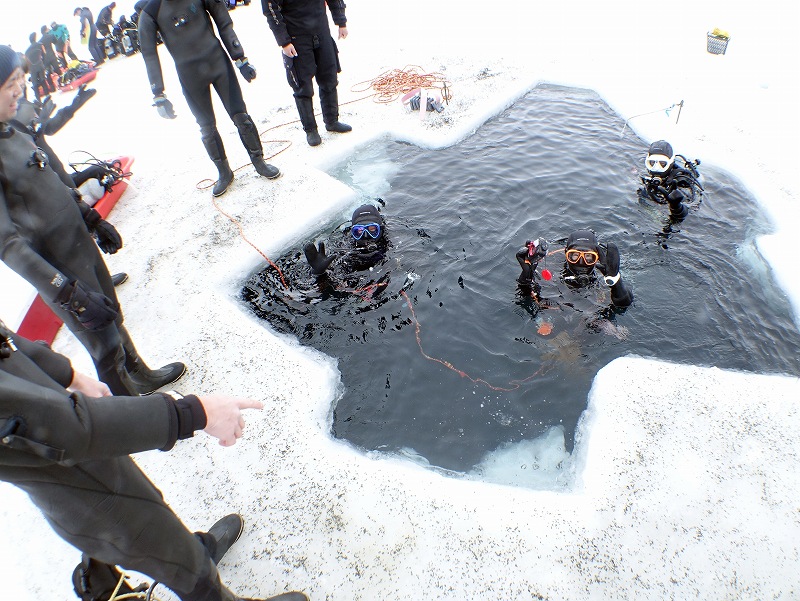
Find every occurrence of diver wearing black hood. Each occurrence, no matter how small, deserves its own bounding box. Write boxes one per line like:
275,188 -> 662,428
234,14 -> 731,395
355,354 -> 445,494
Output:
639,139 -> 703,219
138,0 -> 280,196
303,203 -> 388,276
516,229 -> 633,309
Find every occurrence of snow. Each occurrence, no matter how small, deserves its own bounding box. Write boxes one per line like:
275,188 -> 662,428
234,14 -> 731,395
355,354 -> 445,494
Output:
1,0 -> 799,599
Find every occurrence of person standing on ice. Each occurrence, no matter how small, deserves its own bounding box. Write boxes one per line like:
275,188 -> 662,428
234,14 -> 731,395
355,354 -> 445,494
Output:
262,0 -> 352,147
0,46 -> 185,396
0,320 -> 309,601
138,0 -> 281,197
74,6 -> 106,66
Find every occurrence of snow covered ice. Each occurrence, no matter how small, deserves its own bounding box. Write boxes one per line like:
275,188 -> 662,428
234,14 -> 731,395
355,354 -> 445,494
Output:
1,0 -> 799,599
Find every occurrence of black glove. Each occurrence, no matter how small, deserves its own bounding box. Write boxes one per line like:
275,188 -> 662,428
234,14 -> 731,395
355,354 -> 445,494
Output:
84,208 -> 123,254
153,94 -> 177,119
667,189 -> 689,218
516,247 -> 536,285
236,58 -> 256,82
597,243 -> 619,279
56,281 -> 119,330
71,84 -> 96,110
304,242 -> 335,275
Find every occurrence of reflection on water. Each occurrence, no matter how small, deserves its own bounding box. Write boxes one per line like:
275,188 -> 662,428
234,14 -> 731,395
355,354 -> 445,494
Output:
243,84 -> 800,487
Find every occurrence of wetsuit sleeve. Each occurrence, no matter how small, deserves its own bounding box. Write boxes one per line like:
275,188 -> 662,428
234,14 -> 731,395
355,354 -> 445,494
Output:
0,188 -> 72,302
42,105 -> 79,137
0,372 -> 177,465
327,0 -> 347,27
0,324 -> 73,388
138,8 -> 166,96
205,0 -> 246,61
262,0 -> 292,48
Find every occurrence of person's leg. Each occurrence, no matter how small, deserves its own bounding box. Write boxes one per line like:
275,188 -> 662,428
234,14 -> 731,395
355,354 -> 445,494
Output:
119,324 -> 186,394
181,73 -> 235,197
315,35 -> 349,134
285,36 -> 320,146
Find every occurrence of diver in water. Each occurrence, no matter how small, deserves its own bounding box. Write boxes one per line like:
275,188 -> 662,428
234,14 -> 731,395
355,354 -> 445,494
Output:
639,139 -> 703,219
516,229 -> 633,313
303,203 -> 388,278
138,0 -> 280,197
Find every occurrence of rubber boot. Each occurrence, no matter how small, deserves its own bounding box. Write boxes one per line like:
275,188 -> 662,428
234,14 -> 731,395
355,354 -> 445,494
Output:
294,97 -> 321,146
197,514 -> 245,565
111,272 -> 128,287
96,345 -> 140,396
119,326 -> 186,395
320,87 -> 351,134
201,126 -> 234,197
232,113 -> 280,179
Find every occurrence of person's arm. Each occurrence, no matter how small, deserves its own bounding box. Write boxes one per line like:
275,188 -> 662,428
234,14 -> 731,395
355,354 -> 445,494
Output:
326,0 -> 347,28
515,239 -> 547,285
598,242 -> 633,308
205,0 -> 246,61
0,187 -> 72,302
137,8 -> 166,97
262,0 -> 292,47
41,85 -> 96,136
1,324 -> 74,388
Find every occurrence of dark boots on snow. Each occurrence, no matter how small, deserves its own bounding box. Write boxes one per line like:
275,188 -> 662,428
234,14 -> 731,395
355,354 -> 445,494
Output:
111,272 -> 128,287
72,556 -> 148,601
198,513 -> 245,564
233,113 -> 281,179
294,97 -> 321,146
320,87 -> 351,135
201,125 -> 235,197
119,326 -> 186,395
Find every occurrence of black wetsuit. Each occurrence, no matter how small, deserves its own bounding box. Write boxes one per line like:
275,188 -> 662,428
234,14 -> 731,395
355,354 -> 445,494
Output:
0,123 -> 137,395
96,4 -> 115,36
263,0 -> 347,130
24,41 -> 54,99
51,23 -> 78,61
138,0 -> 266,167
39,30 -> 63,73
0,322 -> 229,601
77,7 -> 105,65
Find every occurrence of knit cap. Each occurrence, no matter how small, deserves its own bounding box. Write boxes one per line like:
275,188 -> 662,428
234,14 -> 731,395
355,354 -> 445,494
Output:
0,45 -> 21,86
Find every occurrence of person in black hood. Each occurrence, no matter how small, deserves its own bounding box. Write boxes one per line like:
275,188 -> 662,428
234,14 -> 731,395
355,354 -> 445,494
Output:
0,320 -> 307,601
96,2 -> 117,36
639,139 -> 703,219
39,25 -> 63,74
516,229 -> 633,317
138,0 -> 281,197
263,0 -> 352,146
74,7 -> 106,65
303,203 -> 388,277
24,32 -> 55,100
0,45 -> 185,396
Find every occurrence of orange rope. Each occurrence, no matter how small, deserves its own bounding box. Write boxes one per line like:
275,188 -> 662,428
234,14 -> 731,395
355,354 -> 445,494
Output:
350,65 -> 452,104
400,291 -> 546,392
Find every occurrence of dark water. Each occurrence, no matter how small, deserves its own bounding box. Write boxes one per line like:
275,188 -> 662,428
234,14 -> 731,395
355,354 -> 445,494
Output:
243,84 -> 800,475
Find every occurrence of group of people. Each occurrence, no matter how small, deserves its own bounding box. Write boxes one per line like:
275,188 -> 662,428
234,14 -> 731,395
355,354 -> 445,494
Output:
137,0 -> 351,197
0,0 -> 357,596
22,23 -> 78,100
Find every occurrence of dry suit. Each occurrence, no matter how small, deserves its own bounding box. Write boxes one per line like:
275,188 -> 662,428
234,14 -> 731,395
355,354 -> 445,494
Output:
0,123 -> 164,396
76,7 -> 106,65
0,322 -> 237,601
138,0 -> 272,183
263,0 -> 347,133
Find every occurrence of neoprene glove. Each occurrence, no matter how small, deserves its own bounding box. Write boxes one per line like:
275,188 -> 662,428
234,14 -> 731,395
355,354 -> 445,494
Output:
236,58 -> 256,82
56,281 -> 119,330
84,208 -> 123,254
304,242 -> 336,275
516,248 -> 535,285
71,84 -> 97,110
153,94 -> 177,119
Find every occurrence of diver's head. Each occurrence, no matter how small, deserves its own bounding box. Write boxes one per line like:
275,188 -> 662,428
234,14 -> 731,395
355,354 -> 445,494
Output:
564,229 -> 600,278
645,140 -> 675,176
350,204 -> 384,246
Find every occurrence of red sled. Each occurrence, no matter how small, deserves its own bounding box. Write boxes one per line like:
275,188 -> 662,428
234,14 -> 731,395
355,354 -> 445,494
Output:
16,156 -> 135,345
60,69 -> 98,92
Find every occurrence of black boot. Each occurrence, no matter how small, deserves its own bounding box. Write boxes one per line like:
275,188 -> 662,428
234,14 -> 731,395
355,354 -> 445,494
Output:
111,272 -> 128,286
96,345 -> 140,396
119,326 -> 187,395
320,86 -> 351,134
198,514 -> 245,564
201,126 -> 234,196
294,97 -> 321,146
72,556 -> 148,601
233,113 -> 281,179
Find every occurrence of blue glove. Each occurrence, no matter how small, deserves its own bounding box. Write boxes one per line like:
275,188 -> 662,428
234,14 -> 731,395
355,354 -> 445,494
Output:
236,58 -> 256,82
153,94 -> 177,119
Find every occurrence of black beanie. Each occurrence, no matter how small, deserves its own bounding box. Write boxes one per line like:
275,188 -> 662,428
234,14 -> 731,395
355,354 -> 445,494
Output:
0,45 -> 21,87
351,204 -> 383,226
